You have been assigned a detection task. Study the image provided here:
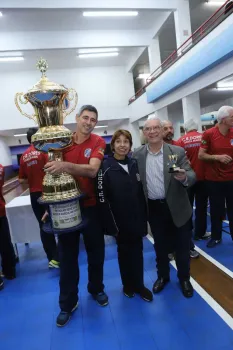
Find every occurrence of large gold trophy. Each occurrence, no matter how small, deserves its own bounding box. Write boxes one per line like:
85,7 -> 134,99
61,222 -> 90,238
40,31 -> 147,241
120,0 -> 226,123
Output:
15,58 -> 84,234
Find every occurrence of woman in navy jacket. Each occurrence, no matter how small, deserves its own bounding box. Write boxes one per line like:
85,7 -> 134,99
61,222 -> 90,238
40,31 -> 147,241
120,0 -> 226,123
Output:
97,130 -> 153,302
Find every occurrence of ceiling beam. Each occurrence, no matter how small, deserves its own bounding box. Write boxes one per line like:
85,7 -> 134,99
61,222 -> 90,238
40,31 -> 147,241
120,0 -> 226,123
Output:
0,30 -> 151,52
0,0 -> 178,10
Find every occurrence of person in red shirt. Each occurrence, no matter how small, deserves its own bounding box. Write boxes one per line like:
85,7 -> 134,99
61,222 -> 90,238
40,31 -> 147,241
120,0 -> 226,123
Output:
162,120 -> 179,145
177,119 -> 211,242
199,106 -> 233,248
0,164 -> 16,289
44,105 -> 108,327
19,128 -> 58,267
162,120 -> 199,258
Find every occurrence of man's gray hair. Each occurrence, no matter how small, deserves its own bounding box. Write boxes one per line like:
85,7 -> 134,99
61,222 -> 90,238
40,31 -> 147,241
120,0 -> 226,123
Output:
144,117 -> 163,129
184,119 -> 198,132
217,106 -> 233,122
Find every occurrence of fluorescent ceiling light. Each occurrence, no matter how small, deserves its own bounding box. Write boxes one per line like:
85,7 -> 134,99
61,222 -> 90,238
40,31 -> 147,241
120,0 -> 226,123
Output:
94,125 -> 108,129
206,1 -> 225,4
0,57 -> 24,62
83,11 -> 138,17
217,82 -> 233,88
137,73 -> 150,79
78,52 -> 119,58
216,87 -> 233,91
78,48 -> 118,54
0,12 -> 3,17
14,133 -> 27,137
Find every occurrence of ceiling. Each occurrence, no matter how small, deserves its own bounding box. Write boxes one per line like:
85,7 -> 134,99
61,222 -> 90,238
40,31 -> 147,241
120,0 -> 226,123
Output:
0,9 -> 161,32
0,47 -> 143,72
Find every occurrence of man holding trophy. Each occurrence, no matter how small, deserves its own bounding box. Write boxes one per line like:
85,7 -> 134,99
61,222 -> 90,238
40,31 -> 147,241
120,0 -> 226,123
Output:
133,117 -> 196,298
15,59 -> 108,328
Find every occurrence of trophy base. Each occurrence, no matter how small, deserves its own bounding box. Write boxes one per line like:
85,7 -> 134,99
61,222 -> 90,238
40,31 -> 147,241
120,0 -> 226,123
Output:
168,167 -> 181,173
38,196 -> 85,235
42,219 -> 87,235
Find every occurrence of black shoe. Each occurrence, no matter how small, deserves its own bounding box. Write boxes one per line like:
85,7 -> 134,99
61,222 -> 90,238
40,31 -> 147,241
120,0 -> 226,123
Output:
180,280 -> 193,298
123,286 -> 135,298
153,278 -> 170,294
56,303 -> 78,327
207,239 -> 221,248
92,292 -> 109,306
0,278 -> 4,291
137,286 -> 153,302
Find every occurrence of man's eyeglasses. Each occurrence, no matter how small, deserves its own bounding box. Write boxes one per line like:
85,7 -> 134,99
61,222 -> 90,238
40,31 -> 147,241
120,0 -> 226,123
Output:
143,126 -> 161,133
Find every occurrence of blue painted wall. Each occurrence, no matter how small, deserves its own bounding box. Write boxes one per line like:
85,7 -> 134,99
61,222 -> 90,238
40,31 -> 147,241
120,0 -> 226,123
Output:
146,19 -> 233,103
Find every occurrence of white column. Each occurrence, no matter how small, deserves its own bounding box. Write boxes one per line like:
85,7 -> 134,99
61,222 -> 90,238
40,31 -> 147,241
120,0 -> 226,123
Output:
182,92 -> 202,132
129,121 -> 141,150
0,137 -> 12,166
174,0 -> 192,49
148,37 -> 161,74
155,107 -> 168,121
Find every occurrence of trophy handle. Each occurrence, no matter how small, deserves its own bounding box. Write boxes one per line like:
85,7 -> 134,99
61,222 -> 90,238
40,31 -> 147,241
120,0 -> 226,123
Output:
63,88 -> 78,120
15,92 -> 37,122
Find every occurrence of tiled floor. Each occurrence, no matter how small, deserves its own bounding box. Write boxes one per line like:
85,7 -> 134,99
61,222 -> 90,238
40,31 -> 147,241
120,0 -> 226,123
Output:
0,236 -> 233,350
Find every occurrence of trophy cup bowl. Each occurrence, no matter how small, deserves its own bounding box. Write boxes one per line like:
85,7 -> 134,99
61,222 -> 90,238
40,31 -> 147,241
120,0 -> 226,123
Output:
15,58 -> 84,235
168,154 -> 181,173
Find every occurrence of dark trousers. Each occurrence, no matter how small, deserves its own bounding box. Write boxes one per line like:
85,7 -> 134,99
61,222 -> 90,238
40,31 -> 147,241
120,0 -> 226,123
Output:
58,205 -> 105,312
0,216 -> 16,275
188,181 -> 208,239
30,192 -> 58,262
148,199 -> 191,281
116,234 -> 143,290
207,181 -> 233,240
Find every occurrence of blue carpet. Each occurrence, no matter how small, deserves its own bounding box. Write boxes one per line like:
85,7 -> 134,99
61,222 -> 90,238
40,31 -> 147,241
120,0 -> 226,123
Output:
0,237 -> 233,350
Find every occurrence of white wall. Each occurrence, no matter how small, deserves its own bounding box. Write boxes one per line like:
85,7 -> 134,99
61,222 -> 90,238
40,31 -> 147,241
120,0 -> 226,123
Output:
0,66 -> 134,131
0,137 -> 12,166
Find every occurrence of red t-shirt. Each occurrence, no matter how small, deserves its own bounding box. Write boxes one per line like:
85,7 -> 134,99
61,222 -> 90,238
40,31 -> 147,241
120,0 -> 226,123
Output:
176,131 -> 206,181
200,126 -> 233,181
0,164 -> 6,217
19,145 -> 48,192
63,133 -> 106,207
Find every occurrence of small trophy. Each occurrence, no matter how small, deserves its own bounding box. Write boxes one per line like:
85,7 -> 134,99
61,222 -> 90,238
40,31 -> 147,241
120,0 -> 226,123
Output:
15,58 -> 84,235
168,154 -> 180,173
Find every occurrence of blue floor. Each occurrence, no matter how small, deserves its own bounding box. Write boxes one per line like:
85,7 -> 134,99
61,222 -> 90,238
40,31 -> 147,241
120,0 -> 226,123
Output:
1,237 -> 233,350
194,214 -> 233,273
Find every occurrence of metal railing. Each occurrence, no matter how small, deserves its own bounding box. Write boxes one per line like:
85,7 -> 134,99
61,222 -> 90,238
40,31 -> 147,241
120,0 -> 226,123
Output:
128,0 -> 233,105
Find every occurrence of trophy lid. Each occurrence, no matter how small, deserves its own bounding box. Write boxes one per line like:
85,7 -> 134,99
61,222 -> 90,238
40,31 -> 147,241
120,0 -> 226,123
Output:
25,58 -> 68,96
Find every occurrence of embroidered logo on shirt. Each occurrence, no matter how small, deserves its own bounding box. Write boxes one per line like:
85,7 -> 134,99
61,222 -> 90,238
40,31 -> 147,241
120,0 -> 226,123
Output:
84,148 -> 92,158
202,140 -> 207,145
98,148 -> 105,156
136,173 -> 140,181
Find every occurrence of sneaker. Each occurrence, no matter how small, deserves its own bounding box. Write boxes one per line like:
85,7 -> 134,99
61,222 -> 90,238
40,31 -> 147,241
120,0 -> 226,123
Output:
56,303 -> 78,327
123,286 -> 135,298
207,239 -> 221,248
92,292 -> 109,306
49,260 -> 60,269
136,286 -> 153,302
194,232 -> 211,240
190,249 -> 199,259
0,278 -> 4,291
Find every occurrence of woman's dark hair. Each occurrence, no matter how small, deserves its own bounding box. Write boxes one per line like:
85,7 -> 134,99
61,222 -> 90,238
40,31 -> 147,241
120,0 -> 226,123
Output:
78,105 -> 98,120
110,129 -> 133,152
26,127 -> 38,144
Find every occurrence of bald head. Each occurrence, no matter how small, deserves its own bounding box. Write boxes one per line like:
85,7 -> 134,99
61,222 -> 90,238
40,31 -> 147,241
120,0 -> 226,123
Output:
162,120 -> 174,142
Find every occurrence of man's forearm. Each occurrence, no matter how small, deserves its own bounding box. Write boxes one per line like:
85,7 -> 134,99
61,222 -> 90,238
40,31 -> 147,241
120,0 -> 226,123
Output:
63,162 -> 98,178
198,153 -> 218,162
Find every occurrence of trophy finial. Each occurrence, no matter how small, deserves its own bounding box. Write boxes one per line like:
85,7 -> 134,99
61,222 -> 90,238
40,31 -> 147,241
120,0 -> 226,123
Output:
36,58 -> 48,77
